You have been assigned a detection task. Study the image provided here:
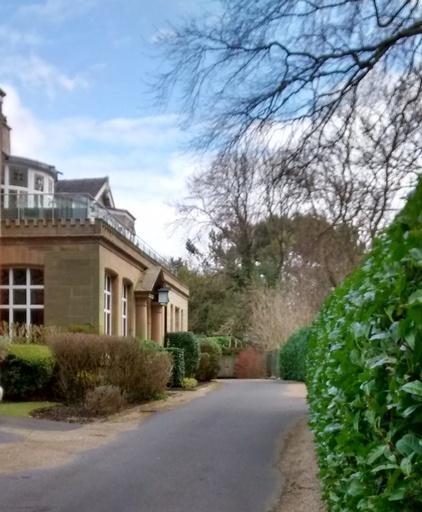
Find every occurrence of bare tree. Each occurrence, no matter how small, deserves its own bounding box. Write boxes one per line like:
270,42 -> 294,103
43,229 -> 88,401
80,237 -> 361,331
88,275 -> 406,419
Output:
156,1 -> 422,170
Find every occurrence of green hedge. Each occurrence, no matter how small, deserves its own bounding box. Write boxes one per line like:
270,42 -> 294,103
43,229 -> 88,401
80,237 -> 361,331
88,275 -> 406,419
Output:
196,338 -> 222,381
166,332 -> 200,377
166,347 -> 185,387
0,344 -> 55,400
307,180 -> 422,511
279,327 -> 310,381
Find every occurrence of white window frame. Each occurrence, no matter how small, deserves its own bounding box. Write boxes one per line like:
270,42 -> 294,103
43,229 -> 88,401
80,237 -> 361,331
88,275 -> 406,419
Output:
121,283 -> 129,336
0,268 -> 44,328
104,274 -> 113,335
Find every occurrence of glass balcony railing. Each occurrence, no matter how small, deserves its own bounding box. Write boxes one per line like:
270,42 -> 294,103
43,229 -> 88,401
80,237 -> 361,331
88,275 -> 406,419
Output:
0,192 -> 173,272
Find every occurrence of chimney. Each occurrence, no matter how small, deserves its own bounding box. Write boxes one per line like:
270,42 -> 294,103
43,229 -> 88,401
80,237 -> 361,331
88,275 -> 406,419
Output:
0,88 -> 11,194
0,89 -> 11,156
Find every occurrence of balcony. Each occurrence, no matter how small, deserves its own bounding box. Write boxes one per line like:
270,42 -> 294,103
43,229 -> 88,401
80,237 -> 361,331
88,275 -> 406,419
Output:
0,192 -> 173,272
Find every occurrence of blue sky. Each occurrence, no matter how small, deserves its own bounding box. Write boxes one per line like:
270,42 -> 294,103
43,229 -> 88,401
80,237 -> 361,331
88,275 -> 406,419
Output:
0,0 -> 208,258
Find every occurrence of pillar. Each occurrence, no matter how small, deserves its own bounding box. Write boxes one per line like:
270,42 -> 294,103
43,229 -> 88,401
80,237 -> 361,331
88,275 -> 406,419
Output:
135,296 -> 148,340
151,303 -> 164,344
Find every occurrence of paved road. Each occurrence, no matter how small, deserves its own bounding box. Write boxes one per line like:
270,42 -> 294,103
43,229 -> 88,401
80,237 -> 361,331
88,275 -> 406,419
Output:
0,380 -> 307,512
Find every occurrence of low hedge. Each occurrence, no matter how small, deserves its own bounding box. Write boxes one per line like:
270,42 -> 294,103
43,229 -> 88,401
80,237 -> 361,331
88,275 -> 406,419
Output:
49,334 -> 172,403
0,344 -> 55,400
279,328 -> 310,382
166,347 -> 185,387
196,338 -> 222,381
166,332 -> 200,377
307,179 -> 422,511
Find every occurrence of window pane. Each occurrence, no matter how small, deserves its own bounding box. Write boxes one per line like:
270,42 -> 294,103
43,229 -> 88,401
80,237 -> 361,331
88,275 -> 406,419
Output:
9,167 -> 28,187
0,289 -> 9,305
30,309 -> 44,326
30,268 -> 44,286
13,309 -> 27,325
0,269 -> 9,286
13,289 -> 27,305
13,269 -> 27,285
31,289 -> 44,305
0,309 -> 9,325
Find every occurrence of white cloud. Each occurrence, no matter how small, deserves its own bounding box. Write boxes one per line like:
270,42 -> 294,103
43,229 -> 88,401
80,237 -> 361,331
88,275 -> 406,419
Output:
0,26 -> 43,47
17,0 -> 99,24
1,85 -> 196,257
0,55 -> 89,98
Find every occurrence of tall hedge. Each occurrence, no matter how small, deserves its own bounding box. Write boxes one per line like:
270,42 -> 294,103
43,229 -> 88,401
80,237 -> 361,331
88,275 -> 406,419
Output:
279,327 -> 310,382
307,180 -> 422,511
196,338 -> 222,381
166,347 -> 185,387
166,332 -> 200,377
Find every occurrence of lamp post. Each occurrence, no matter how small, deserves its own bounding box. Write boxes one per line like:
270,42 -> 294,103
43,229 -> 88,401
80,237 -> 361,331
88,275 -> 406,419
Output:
157,287 -> 170,345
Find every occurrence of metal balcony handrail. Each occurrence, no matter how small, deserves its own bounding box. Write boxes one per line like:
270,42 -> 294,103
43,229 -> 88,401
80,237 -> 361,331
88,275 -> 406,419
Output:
0,192 -> 174,273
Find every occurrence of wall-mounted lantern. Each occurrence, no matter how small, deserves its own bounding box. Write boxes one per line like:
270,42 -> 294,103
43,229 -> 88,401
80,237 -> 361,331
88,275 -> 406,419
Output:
157,286 -> 170,306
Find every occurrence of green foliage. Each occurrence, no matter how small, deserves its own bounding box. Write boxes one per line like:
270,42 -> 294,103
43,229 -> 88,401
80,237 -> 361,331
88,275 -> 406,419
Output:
279,328 -> 310,382
166,331 -> 200,377
0,344 -> 55,400
196,338 -> 222,381
307,180 -> 422,511
181,377 -> 198,390
166,347 -> 185,387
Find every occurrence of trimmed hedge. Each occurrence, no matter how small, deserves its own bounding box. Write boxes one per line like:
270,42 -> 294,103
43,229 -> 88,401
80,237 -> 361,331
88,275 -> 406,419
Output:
166,347 -> 185,387
279,328 -> 310,382
307,180 -> 422,511
0,344 -> 55,400
196,338 -> 222,381
166,332 -> 200,377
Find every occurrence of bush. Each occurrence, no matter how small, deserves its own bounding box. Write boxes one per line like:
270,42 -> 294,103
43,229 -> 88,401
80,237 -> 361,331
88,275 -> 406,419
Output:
279,328 -> 310,381
208,335 -> 242,355
49,334 -> 172,403
181,377 -> 198,390
166,331 -> 200,377
234,347 -> 266,378
166,347 -> 185,387
307,180 -> 422,511
85,385 -> 126,415
0,344 -> 55,400
196,338 -> 222,381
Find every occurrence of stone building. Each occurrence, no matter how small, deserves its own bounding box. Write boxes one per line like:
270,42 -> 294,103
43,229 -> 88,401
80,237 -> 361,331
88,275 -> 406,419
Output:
0,89 -> 188,343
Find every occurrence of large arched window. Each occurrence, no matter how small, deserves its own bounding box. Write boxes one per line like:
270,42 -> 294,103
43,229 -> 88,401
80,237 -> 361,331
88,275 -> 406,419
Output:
0,268 -> 44,326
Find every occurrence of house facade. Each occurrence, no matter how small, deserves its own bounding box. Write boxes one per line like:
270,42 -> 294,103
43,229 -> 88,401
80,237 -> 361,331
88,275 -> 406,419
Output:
0,89 -> 188,343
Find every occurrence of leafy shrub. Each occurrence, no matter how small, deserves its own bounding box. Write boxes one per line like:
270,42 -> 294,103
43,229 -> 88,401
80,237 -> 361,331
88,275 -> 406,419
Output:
181,377 -> 198,390
234,347 -> 266,378
196,338 -> 222,381
0,344 -> 55,400
279,327 -> 310,381
166,331 -> 200,377
307,180 -> 422,511
208,335 -> 243,355
85,385 -> 126,415
49,334 -> 172,403
166,347 -> 185,387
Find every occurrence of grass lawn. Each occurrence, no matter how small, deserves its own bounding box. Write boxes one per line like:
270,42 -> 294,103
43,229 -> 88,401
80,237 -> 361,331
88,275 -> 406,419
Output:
0,401 -> 58,417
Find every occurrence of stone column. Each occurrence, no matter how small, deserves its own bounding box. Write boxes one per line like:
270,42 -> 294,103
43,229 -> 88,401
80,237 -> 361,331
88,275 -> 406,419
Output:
151,304 -> 164,344
135,296 -> 148,340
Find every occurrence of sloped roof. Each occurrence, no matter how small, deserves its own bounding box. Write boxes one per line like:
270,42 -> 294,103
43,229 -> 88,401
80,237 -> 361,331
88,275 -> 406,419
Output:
135,267 -> 163,293
56,178 -> 108,198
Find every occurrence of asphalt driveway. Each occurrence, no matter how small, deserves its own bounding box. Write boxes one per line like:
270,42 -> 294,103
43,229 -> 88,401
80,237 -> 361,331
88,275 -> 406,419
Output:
0,380 -> 307,512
